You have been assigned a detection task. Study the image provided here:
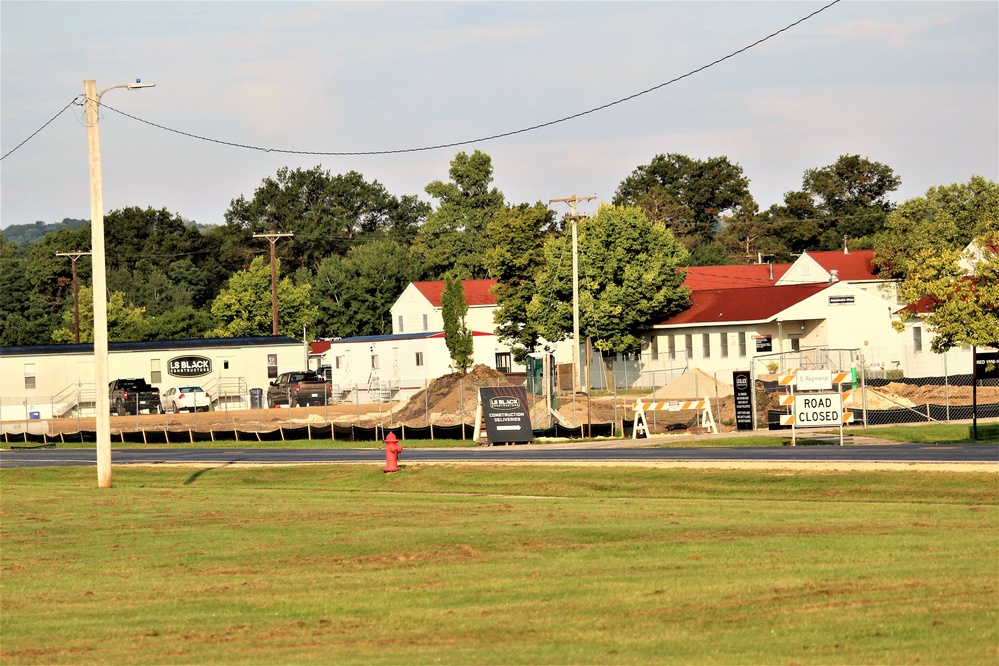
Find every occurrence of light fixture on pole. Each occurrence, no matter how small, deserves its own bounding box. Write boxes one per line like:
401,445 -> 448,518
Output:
84,78 -> 155,489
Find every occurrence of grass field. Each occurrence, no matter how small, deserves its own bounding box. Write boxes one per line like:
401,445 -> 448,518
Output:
2,465 -> 996,664
16,419 -> 998,449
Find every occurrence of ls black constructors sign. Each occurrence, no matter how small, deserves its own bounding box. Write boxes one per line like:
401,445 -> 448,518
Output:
168,355 -> 212,377
480,386 -> 533,444
732,370 -> 754,431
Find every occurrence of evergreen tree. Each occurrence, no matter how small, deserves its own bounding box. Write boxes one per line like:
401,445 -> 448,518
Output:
441,273 -> 474,373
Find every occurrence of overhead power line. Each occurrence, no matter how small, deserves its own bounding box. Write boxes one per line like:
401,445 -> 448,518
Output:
2,0 -> 841,162
0,98 -> 78,161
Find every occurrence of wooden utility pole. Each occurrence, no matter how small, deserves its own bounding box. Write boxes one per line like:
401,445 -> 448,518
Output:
253,232 -> 294,335
548,195 -> 596,405
56,251 -> 91,343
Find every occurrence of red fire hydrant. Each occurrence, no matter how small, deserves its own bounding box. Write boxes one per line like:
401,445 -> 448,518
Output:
384,432 -> 402,473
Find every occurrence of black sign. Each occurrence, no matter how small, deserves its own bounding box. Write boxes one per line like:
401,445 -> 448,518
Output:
755,336 -> 772,353
168,355 -> 212,377
828,295 -> 855,305
732,370 -> 754,431
974,349 -> 999,380
480,386 -> 533,444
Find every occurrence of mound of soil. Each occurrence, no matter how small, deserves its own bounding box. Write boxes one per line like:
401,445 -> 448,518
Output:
395,364 -> 516,425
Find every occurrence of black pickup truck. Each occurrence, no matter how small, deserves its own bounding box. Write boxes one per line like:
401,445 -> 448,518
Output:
266,371 -> 332,408
110,378 -> 162,415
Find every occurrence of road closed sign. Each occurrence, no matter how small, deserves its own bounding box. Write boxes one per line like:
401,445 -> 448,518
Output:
790,393 -> 846,428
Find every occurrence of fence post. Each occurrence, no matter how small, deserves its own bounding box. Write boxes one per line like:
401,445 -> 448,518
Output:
944,351 -> 950,422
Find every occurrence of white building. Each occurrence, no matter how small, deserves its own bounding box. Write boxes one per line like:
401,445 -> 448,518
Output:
0,336 -> 304,422
318,279 -> 575,402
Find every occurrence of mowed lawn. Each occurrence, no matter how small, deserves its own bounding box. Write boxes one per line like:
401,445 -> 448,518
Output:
1,465 -> 996,665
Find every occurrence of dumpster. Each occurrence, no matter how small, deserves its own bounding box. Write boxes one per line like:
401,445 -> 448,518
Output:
250,388 -> 264,409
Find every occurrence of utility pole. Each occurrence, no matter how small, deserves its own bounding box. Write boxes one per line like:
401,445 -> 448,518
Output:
548,195 -> 596,403
56,251 -> 91,344
253,232 -> 294,335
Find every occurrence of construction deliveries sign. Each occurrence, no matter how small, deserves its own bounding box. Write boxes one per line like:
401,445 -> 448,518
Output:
479,386 -> 533,444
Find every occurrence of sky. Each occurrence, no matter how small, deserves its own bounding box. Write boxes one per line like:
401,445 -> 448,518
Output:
1,1 -> 997,230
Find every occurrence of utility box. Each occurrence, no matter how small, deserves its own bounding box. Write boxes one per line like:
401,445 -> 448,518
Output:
525,353 -> 556,397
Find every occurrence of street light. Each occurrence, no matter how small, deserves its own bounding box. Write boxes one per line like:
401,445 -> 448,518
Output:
84,78 -> 155,489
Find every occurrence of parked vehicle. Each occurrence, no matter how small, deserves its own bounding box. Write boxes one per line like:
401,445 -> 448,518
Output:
109,378 -> 161,416
267,371 -> 332,408
160,386 -> 210,413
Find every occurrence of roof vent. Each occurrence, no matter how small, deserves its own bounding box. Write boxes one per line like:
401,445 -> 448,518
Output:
830,269 -> 839,283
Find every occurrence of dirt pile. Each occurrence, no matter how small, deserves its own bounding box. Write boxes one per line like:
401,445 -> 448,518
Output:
395,364 -> 516,425
653,368 -> 733,401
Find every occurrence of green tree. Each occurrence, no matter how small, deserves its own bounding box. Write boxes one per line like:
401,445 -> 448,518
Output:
528,204 -> 690,359
441,273 -> 474,373
211,257 -> 317,338
50,287 -> 150,343
313,239 -> 417,338
613,153 -> 751,246
414,151 -> 505,280
0,235 -> 62,345
716,197 -> 789,263
874,176 -> 999,277
893,230 -> 999,352
772,155 -> 901,252
222,167 -> 429,273
146,306 -> 217,340
483,203 -> 555,362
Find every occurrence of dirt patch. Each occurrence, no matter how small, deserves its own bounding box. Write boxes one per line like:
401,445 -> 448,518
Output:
24,371 -> 999,437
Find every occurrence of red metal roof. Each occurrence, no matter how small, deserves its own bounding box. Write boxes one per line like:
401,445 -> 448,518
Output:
412,279 -> 498,307
656,283 -> 833,326
683,263 -> 790,290
804,249 -> 878,281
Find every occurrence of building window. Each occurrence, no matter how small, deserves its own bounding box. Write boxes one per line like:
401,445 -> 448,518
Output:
335,355 -> 342,370
397,315 -> 404,333
151,359 -> 161,384
650,335 -> 659,361
702,333 -> 711,359
913,326 -> 922,353
415,352 -> 424,367
495,352 -> 512,373
720,333 -> 728,358
24,364 -> 36,390
422,314 -> 429,332
667,335 -> 676,361
790,336 -> 801,352
738,332 -> 746,357
685,334 -> 693,359
371,355 -> 379,370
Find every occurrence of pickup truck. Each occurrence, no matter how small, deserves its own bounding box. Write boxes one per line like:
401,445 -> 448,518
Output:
267,371 -> 333,408
110,378 -> 162,416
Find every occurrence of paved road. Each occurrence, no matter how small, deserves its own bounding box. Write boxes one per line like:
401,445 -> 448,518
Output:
1,443 -> 996,469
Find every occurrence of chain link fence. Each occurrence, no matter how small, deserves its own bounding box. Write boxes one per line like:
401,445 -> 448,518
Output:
3,345 -> 997,440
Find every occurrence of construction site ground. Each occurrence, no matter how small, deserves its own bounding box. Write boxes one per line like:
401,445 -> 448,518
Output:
21,364 -> 999,438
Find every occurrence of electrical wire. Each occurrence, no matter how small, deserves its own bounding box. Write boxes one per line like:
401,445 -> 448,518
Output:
0,97 -> 79,161
99,0 -> 841,157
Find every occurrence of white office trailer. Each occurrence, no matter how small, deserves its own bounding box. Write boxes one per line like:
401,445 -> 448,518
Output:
316,279 -> 574,403
0,336 -> 304,423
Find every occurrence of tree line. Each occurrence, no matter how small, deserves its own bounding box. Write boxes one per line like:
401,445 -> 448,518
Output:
1,151 -> 995,360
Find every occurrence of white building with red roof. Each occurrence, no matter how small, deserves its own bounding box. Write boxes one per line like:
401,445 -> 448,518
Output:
318,247 -> 948,398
